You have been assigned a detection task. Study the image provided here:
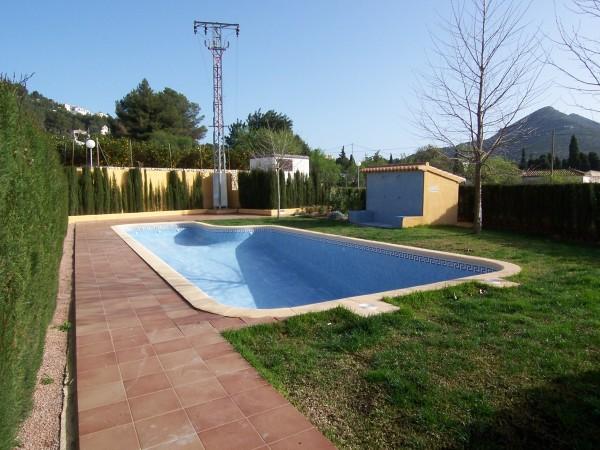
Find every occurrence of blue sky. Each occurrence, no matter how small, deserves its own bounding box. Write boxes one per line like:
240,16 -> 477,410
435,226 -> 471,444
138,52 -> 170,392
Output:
2,0 -> 597,160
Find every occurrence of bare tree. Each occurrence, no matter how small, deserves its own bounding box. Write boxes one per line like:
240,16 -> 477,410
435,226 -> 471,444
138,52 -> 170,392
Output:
419,0 -> 543,233
249,127 -> 296,218
553,0 -> 600,112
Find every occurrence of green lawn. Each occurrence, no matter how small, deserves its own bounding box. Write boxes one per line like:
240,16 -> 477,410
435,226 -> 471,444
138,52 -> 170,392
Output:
209,218 -> 600,450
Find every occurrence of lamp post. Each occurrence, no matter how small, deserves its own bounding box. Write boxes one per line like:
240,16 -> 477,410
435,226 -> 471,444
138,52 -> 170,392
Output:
85,139 -> 96,168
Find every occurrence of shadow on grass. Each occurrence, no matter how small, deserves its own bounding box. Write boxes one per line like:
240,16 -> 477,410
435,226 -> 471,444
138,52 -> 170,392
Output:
463,370 -> 600,450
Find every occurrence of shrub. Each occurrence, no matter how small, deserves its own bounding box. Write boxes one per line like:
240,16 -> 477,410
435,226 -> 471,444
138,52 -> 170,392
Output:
328,187 -> 366,212
0,81 -> 68,448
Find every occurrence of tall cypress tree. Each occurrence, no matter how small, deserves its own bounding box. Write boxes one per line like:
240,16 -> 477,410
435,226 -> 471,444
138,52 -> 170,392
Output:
568,135 -> 580,168
111,174 -> 121,213
190,173 -> 203,209
66,166 -> 80,215
93,168 -> 104,214
519,148 -> 527,169
121,171 -> 130,212
102,168 -> 111,213
80,167 -> 94,214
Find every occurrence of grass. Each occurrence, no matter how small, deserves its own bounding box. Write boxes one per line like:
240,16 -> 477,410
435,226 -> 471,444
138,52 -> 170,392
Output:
57,321 -> 71,332
211,218 -> 600,450
40,375 -> 54,386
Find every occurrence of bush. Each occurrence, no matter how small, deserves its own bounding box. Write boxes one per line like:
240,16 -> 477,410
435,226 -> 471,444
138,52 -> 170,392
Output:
0,81 -> 68,448
328,187 -> 366,212
459,184 -> 600,241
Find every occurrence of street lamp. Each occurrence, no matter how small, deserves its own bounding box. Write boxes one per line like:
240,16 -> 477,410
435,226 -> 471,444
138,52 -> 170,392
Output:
85,139 -> 96,168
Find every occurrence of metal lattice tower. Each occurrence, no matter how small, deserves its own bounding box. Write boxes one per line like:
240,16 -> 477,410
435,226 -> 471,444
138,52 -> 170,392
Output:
194,21 -> 239,208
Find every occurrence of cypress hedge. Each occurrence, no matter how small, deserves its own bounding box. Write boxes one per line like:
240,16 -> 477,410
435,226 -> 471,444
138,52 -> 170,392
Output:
65,168 -> 204,215
238,169 -> 362,212
459,184 -> 600,241
239,169 -> 320,209
0,81 -> 68,448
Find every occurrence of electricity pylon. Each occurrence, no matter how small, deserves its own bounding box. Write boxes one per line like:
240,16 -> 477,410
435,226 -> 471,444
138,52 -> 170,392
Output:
194,20 -> 239,208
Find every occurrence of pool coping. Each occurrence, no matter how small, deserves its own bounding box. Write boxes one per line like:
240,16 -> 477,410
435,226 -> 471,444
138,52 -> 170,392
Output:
112,222 -> 521,318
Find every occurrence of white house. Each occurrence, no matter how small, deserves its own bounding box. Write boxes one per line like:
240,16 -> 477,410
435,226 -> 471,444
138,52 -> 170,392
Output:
249,154 -> 310,177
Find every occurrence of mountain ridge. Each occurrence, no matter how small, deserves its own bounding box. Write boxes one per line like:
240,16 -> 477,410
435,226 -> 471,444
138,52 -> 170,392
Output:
486,106 -> 600,161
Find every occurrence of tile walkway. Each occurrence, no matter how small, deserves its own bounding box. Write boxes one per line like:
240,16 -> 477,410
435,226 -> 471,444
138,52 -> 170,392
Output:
74,215 -> 335,450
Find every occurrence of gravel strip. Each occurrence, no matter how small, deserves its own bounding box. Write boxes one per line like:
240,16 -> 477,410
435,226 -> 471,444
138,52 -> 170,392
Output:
16,224 -> 74,450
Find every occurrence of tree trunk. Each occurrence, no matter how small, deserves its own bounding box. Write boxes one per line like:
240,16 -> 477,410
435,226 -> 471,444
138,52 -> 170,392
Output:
473,160 -> 483,234
276,167 -> 281,219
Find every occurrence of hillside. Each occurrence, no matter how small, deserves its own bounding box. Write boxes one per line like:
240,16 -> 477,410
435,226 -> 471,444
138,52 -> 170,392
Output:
18,85 -> 110,136
487,106 -> 600,161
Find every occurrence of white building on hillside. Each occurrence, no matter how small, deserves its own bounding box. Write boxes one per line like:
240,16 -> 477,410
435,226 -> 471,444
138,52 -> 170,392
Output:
250,154 -> 310,177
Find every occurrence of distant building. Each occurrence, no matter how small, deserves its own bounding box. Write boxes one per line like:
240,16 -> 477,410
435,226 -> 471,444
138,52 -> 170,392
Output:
64,103 -> 109,118
249,155 -> 310,177
100,125 -> 110,136
521,169 -> 600,184
64,103 -> 92,116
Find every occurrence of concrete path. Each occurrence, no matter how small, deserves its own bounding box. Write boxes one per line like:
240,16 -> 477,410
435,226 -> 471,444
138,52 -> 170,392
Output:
74,215 -> 334,450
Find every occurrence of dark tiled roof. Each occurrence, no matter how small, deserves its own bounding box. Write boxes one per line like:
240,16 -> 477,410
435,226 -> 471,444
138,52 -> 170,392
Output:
522,169 -> 585,177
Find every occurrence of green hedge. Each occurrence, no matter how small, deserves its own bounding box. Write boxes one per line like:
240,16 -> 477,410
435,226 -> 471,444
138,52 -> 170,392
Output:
238,169 -> 365,212
66,168 -> 203,215
0,82 -> 68,448
239,169 -> 335,209
459,184 -> 600,240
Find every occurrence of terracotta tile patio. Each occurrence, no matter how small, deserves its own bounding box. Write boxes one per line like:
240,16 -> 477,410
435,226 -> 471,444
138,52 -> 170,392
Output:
74,215 -> 335,450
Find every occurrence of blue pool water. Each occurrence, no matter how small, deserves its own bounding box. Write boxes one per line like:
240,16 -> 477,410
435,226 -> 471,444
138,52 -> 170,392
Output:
122,223 -> 493,309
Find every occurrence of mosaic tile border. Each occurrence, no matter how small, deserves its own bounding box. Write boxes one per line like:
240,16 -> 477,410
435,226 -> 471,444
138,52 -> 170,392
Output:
126,223 -> 493,275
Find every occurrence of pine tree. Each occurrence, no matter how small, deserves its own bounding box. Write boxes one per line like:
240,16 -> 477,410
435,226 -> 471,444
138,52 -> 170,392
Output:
335,146 -> 350,170
389,153 -> 393,164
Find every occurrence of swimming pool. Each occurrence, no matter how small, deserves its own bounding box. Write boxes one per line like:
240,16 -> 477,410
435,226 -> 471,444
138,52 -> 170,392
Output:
113,222 -> 520,317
